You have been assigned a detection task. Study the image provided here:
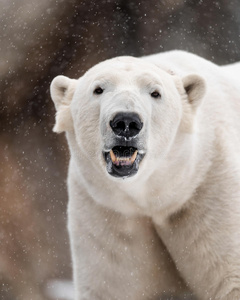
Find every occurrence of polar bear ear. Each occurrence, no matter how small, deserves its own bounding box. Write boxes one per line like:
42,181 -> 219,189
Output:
182,74 -> 206,110
50,75 -> 77,133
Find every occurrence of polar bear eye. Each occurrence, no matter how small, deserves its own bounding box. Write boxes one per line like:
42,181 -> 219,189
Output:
94,87 -> 104,95
151,91 -> 161,98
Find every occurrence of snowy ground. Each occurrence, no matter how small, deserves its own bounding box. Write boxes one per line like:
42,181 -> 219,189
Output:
44,279 -> 74,300
44,280 -> 195,300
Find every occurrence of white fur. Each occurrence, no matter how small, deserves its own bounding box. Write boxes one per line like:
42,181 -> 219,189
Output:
50,51 -> 240,300
50,75 -> 77,132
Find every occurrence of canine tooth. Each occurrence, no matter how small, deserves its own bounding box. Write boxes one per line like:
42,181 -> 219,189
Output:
110,150 -> 116,163
130,150 -> 138,164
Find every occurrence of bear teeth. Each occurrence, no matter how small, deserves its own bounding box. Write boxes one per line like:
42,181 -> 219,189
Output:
110,149 -> 117,163
110,150 -> 138,166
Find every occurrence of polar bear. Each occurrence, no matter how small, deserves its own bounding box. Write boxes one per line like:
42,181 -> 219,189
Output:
50,50 -> 240,300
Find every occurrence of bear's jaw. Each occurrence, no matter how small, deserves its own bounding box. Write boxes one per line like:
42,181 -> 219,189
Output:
103,146 -> 145,178
110,147 -> 138,166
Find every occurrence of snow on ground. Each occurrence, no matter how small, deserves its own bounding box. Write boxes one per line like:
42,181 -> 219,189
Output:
44,279 -> 74,300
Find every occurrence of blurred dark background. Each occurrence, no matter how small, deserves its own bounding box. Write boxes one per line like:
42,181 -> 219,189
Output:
1,0 -> 240,299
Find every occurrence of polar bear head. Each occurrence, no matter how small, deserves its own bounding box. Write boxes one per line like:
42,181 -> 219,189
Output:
50,56 -> 205,181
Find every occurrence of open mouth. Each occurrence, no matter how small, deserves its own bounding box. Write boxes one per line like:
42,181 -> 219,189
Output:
104,146 -> 144,178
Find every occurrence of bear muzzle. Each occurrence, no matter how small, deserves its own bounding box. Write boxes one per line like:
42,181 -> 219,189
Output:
102,112 -> 145,178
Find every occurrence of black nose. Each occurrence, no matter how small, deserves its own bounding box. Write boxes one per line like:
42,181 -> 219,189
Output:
110,112 -> 143,138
